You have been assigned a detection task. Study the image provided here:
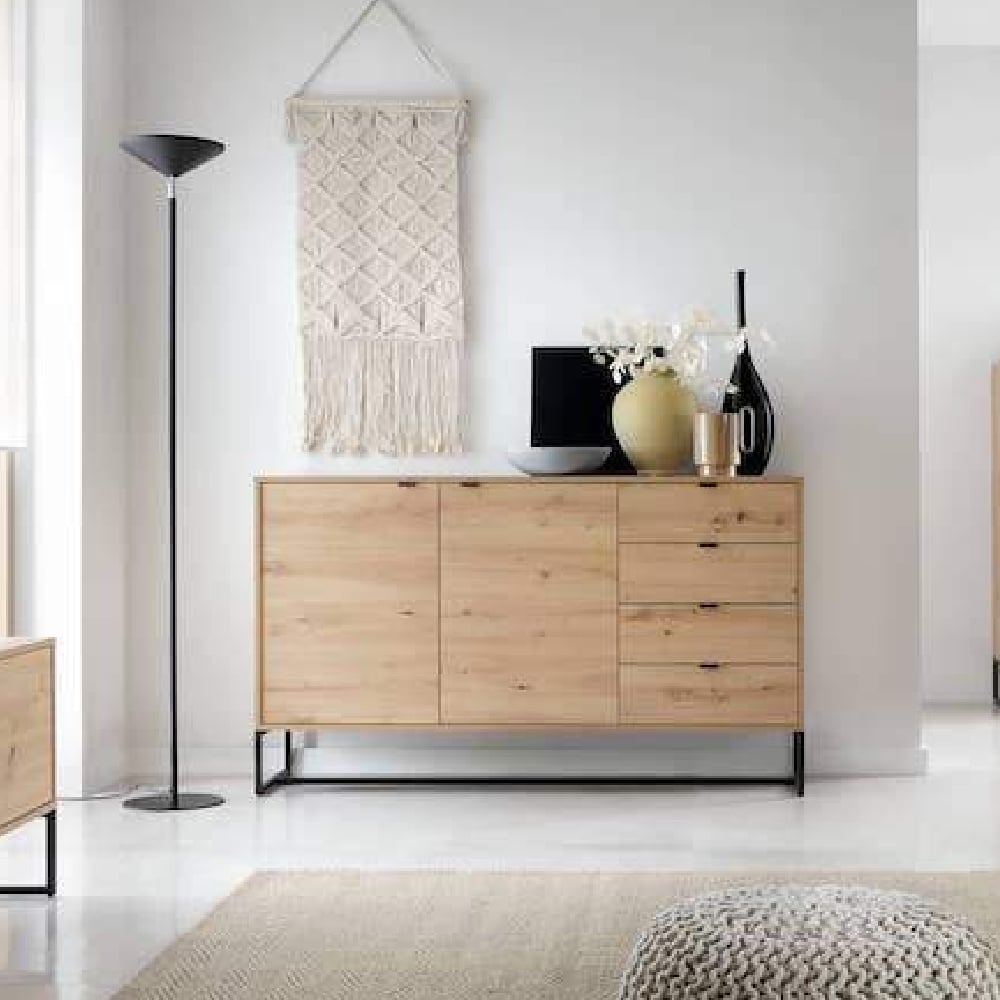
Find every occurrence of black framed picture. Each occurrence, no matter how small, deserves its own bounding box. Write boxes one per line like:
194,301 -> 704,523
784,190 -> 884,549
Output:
530,347 -> 633,473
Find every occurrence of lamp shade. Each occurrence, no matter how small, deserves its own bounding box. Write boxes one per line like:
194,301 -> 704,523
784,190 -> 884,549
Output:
121,134 -> 225,178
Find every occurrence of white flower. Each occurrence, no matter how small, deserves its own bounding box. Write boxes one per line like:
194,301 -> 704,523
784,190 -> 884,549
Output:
583,308 -> 774,392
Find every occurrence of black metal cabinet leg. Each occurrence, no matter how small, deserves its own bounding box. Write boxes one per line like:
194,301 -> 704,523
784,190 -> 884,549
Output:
994,658 -> 999,707
255,730 -> 292,795
253,729 -> 804,795
792,731 -> 805,797
45,809 -> 56,897
1,809 -> 56,897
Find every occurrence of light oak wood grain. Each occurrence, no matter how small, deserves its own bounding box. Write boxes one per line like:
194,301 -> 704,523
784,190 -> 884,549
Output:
618,482 -> 799,543
797,482 -> 805,723
254,478 -> 804,735
0,638 -> 54,660
0,451 -> 11,637
440,484 -> 616,724
619,543 -> 798,604
620,604 -> 798,664
0,646 -> 54,832
621,663 -> 799,727
259,483 -> 440,726
994,364 -> 1000,662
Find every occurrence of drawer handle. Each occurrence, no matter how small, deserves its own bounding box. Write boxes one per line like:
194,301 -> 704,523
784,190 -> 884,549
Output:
398,481 -> 417,488
698,481 -> 719,488
699,662 -> 722,671
459,481 -> 481,488
698,541 -> 719,549
698,603 -> 720,610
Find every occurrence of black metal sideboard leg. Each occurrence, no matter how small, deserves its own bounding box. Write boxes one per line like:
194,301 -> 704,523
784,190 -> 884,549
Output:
994,658 -> 999,707
1,808 -> 56,897
255,730 -> 293,795
45,809 -> 56,897
792,731 -> 805,797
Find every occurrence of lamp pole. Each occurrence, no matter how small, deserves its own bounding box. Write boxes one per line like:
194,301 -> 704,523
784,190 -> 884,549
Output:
167,175 -> 178,809
121,135 -> 225,812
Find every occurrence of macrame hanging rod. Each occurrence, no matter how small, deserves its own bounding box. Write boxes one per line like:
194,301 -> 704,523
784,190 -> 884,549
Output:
293,0 -> 462,97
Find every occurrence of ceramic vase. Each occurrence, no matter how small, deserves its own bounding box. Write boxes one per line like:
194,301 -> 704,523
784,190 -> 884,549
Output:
612,370 -> 695,475
722,342 -> 774,475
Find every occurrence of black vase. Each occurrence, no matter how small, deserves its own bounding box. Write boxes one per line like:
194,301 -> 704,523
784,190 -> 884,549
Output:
723,342 -> 774,475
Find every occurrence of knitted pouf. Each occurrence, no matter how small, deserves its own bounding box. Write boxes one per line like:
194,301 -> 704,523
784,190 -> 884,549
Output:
619,885 -> 1000,999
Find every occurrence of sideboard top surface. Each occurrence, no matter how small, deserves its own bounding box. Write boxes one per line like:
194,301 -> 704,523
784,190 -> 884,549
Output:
255,475 -> 803,485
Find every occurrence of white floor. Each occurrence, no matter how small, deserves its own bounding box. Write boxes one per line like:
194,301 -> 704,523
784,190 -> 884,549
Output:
1,707 -> 999,998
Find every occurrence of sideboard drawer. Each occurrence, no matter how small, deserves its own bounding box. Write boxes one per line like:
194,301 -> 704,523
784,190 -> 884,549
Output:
619,483 -> 799,543
620,604 -> 798,664
619,544 -> 798,604
0,647 -> 54,832
621,663 -> 799,727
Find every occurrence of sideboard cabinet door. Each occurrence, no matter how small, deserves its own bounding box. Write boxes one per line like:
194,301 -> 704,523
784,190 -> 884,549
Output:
258,482 -> 439,726
440,483 -> 616,725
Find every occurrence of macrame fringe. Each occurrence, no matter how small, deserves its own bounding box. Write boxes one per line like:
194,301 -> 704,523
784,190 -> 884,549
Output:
303,336 -> 462,455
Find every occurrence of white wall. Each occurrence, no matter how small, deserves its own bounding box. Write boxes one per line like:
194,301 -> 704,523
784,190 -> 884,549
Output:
920,1 -> 1000,45
26,0 -> 86,794
124,0 -> 923,778
81,0 -> 127,791
919,47 -> 1000,702
17,0 -> 128,794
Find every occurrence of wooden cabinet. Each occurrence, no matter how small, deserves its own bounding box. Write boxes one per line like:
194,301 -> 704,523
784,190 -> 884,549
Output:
0,638 -> 56,897
0,641 -> 54,835
255,476 -> 803,781
258,482 -> 439,725
440,483 -> 616,724
994,363 -> 1000,703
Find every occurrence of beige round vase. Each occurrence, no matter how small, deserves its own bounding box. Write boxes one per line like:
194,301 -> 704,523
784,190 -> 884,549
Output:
612,371 -> 696,475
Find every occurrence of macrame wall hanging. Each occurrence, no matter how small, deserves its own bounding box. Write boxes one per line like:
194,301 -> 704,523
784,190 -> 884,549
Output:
287,0 -> 468,455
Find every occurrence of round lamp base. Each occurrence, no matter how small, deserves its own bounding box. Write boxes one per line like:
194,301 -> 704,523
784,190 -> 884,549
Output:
123,792 -> 225,812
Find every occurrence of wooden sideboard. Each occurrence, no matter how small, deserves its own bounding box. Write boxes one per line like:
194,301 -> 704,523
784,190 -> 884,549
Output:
0,638 -> 56,896
994,363 -> 1000,705
254,476 -> 804,794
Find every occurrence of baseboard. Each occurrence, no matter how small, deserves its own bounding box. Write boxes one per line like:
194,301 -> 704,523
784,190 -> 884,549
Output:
129,746 -> 254,785
808,743 -> 928,777
83,747 -> 131,797
129,736 -> 929,783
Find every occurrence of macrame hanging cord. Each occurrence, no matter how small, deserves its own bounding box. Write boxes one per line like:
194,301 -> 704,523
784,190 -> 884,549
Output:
287,0 -> 468,455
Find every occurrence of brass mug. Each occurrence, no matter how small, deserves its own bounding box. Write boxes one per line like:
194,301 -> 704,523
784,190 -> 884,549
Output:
693,412 -> 742,478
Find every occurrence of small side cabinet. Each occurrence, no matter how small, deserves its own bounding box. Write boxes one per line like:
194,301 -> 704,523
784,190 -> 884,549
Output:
0,637 -> 56,896
994,363 -> 1000,704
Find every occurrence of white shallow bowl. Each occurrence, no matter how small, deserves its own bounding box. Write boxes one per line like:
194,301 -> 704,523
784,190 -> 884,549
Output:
507,446 -> 612,476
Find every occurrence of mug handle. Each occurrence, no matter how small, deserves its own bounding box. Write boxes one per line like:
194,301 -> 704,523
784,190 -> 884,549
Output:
739,405 -> 755,454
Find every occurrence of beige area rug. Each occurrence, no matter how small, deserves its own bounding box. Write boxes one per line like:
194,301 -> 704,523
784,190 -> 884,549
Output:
113,870 -> 1000,999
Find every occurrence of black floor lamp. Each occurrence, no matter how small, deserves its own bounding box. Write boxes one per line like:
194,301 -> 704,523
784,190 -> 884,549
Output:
121,135 -> 226,812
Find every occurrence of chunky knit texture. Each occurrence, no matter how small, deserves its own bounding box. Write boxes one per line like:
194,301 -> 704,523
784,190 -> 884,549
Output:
619,885 -> 1000,999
